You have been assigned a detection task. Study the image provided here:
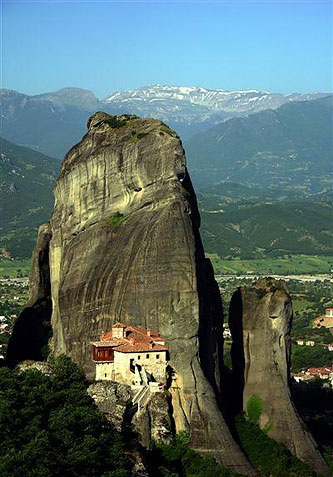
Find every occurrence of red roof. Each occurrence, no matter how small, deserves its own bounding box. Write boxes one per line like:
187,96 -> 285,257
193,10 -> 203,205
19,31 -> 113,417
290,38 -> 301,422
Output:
93,323 -> 168,353
307,366 -> 333,375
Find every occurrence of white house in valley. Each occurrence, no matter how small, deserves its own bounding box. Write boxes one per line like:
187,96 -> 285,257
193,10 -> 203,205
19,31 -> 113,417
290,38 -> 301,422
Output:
92,323 -> 168,389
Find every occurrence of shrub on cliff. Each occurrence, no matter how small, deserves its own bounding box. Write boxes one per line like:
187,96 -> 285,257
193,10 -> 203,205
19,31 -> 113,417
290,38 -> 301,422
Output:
103,212 -> 126,228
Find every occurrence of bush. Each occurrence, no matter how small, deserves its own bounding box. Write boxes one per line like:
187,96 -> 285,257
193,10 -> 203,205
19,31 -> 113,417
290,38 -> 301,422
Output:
105,116 -> 128,129
245,395 -> 264,424
235,414 -> 315,476
104,212 -> 126,228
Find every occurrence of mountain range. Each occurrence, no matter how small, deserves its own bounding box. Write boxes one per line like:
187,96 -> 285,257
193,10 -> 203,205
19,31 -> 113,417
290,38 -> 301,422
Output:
1,85 -> 329,158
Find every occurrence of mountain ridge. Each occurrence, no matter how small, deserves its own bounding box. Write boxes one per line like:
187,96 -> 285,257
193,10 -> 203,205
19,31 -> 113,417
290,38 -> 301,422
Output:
1,85 -> 330,158
185,95 -> 333,190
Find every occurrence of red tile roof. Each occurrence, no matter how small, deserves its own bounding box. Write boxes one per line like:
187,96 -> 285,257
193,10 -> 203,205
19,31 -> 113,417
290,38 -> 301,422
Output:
93,323 -> 168,353
307,366 -> 333,375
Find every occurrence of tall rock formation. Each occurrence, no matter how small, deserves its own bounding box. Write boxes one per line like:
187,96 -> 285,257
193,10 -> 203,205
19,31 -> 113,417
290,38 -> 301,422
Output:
229,278 -> 329,476
7,223 -> 52,362
11,112 -> 255,475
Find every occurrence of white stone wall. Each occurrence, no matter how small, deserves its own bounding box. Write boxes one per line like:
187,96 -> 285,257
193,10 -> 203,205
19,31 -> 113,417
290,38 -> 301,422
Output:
114,352 -> 135,385
113,350 -> 167,385
96,362 -> 115,380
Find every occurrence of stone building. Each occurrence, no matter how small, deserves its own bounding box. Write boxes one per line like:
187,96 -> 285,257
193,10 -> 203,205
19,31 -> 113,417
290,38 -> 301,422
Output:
92,323 -> 168,387
312,307 -> 333,329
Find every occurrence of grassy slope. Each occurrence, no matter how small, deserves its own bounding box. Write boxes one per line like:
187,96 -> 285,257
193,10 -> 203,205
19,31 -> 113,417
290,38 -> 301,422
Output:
0,259 -> 32,278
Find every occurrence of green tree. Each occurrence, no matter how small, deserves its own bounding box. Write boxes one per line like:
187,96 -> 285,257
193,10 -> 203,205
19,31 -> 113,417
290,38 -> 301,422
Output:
0,357 -> 131,477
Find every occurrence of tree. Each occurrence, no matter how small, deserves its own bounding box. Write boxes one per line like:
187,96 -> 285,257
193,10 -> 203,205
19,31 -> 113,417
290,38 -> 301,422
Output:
0,357 -> 131,477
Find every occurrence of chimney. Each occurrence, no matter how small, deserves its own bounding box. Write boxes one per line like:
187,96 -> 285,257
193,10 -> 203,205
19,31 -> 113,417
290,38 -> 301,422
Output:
147,329 -> 151,337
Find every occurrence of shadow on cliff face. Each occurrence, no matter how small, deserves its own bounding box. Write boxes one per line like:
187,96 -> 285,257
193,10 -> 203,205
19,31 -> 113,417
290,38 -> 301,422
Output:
6,223 -> 53,366
6,297 -> 53,365
228,288 -> 245,418
181,170 -> 225,406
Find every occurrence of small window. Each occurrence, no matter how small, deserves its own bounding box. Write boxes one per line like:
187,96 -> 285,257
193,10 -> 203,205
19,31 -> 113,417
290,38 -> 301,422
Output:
137,355 -> 141,360
156,354 -> 159,359
146,354 -> 149,359
104,373 -> 107,378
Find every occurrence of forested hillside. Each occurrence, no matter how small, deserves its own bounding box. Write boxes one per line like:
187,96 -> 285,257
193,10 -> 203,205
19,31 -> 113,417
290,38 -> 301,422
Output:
0,138 -> 60,258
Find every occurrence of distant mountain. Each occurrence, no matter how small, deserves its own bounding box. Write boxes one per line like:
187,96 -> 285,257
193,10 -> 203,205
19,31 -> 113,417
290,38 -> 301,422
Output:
0,89 -> 90,158
103,85 -> 329,139
197,182 -> 333,258
104,84 -> 327,115
0,137 -> 60,258
34,87 -> 100,110
1,85 -> 330,158
185,96 -> 333,191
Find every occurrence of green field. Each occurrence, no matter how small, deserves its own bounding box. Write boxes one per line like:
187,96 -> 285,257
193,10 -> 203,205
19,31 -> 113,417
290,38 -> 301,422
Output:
207,254 -> 333,275
0,259 -> 32,278
1,256 -> 332,279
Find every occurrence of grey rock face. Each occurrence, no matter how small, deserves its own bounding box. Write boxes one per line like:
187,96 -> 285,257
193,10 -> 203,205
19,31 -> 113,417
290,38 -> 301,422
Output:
229,278 -> 329,476
132,392 -> 173,448
28,223 -> 52,304
87,381 -> 131,432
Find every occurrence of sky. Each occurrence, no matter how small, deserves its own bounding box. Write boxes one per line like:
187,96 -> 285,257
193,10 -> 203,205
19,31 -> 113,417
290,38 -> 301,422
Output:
1,0 -> 332,98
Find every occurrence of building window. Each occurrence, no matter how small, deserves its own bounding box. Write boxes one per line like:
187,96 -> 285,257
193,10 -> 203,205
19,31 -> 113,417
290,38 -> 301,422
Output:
156,354 -> 159,359
130,358 -> 135,373
104,373 -> 107,378
146,354 -> 149,359
137,355 -> 140,360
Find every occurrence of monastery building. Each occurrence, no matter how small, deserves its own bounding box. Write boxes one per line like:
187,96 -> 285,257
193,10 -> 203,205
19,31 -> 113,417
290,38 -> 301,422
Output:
92,323 -> 168,388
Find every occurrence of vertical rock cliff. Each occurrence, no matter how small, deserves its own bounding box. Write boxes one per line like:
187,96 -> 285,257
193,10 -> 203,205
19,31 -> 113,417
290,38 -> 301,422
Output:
229,278 -> 329,476
7,223 -> 52,362
11,113 -> 255,475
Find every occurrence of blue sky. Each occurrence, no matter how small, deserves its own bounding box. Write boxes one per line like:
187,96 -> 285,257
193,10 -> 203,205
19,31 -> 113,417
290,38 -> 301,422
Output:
2,1 -> 332,98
